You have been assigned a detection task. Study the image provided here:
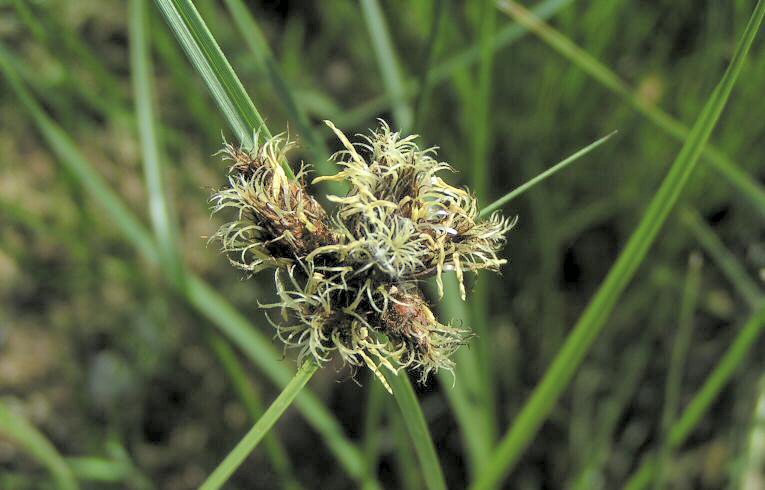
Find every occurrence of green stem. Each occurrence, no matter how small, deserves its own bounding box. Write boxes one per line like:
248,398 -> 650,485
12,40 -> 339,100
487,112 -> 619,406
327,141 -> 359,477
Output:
0,403 -> 79,490
652,253 -> 702,490
209,334 -> 302,490
385,372 -> 447,490
200,361 -> 319,490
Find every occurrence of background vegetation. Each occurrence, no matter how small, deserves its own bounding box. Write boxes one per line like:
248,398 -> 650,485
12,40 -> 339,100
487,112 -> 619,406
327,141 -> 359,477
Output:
2,0 -> 765,488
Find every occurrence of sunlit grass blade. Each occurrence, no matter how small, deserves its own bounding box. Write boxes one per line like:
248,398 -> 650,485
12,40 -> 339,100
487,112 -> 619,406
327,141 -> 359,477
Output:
0,47 -> 376,488
652,253 -> 702,489
472,2 -> 765,488
681,208 -> 762,308
360,0 -> 413,131
154,0 -> 274,151
130,0 -> 183,285
200,362 -> 318,490
384,372 -> 447,490
0,402 -> 79,490
479,130 -> 617,217
496,0 -> 765,219
625,300 -> 765,490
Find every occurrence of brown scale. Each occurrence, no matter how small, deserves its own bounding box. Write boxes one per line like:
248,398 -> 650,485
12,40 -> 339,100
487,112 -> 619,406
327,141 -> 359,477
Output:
227,145 -> 338,260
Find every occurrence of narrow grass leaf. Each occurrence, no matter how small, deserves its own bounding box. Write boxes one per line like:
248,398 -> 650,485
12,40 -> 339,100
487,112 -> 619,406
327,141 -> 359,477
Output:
130,0 -> 184,285
154,0 -> 278,155
209,334 -> 302,490
412,0 -> 445,132
472,2 -> 765,488
221,0 -> 339,183
200,361 -> 318,490
362,380 -> 386,481
65,457 -> 131,483
479,130 -> 617,217
467,0 -> 501,445
0,402 -> 78,490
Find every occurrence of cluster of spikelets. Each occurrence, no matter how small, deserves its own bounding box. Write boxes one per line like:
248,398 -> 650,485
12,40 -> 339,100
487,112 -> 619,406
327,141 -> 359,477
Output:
210,120 -> 513,389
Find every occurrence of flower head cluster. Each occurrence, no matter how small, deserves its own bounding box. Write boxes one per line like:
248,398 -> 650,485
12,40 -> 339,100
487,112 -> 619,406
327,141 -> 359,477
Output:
210,121 -> 513,388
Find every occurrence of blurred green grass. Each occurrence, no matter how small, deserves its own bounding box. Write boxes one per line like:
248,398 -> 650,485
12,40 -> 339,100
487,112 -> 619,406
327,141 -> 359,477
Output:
2,1 -> 765,489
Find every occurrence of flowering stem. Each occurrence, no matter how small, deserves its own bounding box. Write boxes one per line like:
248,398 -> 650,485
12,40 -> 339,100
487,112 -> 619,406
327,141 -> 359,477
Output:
384,372 -> 447,490
200,360 -> 319,490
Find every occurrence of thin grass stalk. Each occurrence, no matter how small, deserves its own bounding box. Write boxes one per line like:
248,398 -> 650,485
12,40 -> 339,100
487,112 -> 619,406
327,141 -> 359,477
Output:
130,0 -> 184,286
209,335 -> 302,490
152,20 -> 222,139
390,403 -> 422,490
652,253 -> 702,489
362,379 -> 386,482
625,301 -> 765,490
154,0 -> 277,154
0,402 -> 79,490
384,372 -> 448,490
467,0 -> 501,447
496,0 -> 765,220
200,361 -> 319,490
472,2 -> 765,487
0,48 -> 376,488
479,130 -> 617,217
412,0 -> 445,132
680,209 -> 762,308
360,0 -> 413,131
